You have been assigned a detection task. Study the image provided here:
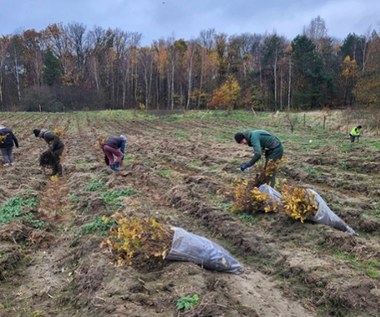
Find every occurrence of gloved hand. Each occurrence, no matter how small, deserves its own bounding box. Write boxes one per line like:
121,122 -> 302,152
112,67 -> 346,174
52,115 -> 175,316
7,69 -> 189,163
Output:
240,162 -> 252,172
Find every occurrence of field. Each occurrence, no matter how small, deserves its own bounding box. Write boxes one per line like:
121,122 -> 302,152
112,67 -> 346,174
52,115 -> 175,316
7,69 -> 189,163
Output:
0,110 -> 379,317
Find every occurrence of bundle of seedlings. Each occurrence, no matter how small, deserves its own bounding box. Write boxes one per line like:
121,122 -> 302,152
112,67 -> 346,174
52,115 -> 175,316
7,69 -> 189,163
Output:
280,185 -> 356,234
0,134 -> 7,144
232,180 -> 280,213
250,159 -> 284,188
280,185 -> 318,222
101,213 -> 241,272
232,159 -> 284,213
96,136 -> 109,166
101,214 -> 174,270
53,127 -> 64,137
39,150 -> 55,168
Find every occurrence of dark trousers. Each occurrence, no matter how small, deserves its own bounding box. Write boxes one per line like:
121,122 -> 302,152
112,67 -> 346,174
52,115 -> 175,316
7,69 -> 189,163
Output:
350,134 -> 359,143
52,145 -> 64,175
1,147 -> 14,164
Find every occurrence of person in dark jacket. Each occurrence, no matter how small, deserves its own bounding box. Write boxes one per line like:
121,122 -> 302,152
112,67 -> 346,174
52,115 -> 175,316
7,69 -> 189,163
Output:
33,128 -> 64,176
103,135 -> 127,171
0,125 -> 19,166
235,129 -> 284,186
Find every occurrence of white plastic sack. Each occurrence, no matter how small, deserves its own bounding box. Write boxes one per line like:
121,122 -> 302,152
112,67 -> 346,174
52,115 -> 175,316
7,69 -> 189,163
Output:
307,189 -> 356,235
259,184 -> 282,204
167,227 -> 241,273
259,185 -> 356,235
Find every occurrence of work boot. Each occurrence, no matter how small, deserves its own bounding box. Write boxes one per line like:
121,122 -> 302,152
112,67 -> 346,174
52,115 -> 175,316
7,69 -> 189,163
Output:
111,162 -> 120,171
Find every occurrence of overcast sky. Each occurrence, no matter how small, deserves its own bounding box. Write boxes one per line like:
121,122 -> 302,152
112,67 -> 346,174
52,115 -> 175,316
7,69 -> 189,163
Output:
1,0 -> 379,45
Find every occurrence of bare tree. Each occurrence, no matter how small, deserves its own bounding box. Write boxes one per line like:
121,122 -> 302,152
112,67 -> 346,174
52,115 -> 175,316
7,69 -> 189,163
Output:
0,36 -> 9,109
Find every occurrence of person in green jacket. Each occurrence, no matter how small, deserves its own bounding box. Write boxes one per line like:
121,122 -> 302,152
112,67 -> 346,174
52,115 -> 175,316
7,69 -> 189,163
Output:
234,130 -> 284,186
349,125 -> 362,143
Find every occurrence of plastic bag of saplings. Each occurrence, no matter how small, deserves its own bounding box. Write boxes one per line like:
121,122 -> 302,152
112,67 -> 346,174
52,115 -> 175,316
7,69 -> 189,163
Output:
167,227 -> 241,273
255,184 -> 282,213
259,184 -> 282,204
307,189 -> 356,235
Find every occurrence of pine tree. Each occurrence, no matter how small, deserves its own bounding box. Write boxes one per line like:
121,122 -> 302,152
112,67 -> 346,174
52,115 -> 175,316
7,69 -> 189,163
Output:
43,48 -> 62,86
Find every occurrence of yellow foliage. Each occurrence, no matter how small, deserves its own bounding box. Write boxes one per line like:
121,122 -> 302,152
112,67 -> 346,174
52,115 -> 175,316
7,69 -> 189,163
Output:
50,175 -> 59,182
0,134 -> 7,144
342,56 -> 358,79
232,159 -> 285,213
232,179 -> 280,213
54,128 -> 64,137
102,215 -> 174,268
249,158 -> 286,188
96,136 -> 105,148
280,185 -> 318,223
208,75 -> 241,111
138,102 -> 146,111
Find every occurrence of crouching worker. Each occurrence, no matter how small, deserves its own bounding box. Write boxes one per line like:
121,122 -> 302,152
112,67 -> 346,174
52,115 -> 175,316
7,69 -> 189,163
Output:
235,129 -> 284,186
102,135 -> 127,171
349,125 -> 362,143
0,124 -> 19,166
33,128 -> 64,176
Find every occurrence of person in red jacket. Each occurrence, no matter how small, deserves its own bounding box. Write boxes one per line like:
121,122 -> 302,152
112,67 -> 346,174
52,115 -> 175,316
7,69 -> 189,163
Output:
0,124 -> 19,166
102,135 -> 127,171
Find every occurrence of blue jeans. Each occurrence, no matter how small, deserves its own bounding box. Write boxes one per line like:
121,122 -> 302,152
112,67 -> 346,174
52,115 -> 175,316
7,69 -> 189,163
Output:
1,147 -> 14,164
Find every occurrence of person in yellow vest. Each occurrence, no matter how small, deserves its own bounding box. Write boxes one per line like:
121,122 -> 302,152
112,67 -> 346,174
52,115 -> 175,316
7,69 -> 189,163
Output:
349,125 -> 362,143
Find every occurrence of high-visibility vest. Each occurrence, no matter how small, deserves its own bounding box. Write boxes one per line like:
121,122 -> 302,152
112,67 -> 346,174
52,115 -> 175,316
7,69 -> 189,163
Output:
350,127 -> 360,136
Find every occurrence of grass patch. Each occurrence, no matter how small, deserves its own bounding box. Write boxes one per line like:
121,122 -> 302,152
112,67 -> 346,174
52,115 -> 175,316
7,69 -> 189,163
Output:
237,213 -> 263,224
334,251 -> 380,279
154,169 -> 173,178
173,130 -> 189,140
303,166 -> 322,175
84,181 -> 105,191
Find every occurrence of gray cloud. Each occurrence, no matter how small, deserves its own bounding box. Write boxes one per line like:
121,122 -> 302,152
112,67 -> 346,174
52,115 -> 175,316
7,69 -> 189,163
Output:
1,0 -> 379,44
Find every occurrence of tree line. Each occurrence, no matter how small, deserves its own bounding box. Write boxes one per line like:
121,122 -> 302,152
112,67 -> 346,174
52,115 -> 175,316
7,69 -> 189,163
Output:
0,16 -> 379,112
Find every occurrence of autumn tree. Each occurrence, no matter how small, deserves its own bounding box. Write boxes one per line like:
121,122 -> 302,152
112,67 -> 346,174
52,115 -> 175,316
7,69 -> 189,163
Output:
209,75 -> 241,111
353,35 -> 380,108
341,55 -> 358,105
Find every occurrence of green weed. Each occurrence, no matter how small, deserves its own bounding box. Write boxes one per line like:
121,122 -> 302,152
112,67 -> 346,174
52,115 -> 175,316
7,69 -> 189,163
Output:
0,196 -> 39,225
84,181 -> 105,192
176,294 -> 200,311
102,188 -> 135,209
80,215 -> 116,236
68,194 -> 79,203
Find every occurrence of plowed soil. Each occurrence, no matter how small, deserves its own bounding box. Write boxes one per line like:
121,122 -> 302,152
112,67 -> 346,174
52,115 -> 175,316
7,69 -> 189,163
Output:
0,110 -> 379,317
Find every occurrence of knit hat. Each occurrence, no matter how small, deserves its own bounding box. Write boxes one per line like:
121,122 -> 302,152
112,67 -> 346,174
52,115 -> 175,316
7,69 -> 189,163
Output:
33,129 -> 41,137
234,132 -> 245,143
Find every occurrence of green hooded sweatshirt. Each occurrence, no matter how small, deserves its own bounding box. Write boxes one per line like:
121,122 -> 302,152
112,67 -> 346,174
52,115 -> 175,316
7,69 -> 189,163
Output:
242,130 -> 283,166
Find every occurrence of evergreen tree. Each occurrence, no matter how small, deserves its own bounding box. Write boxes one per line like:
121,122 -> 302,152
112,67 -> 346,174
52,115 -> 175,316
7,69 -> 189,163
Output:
43,48 -> 62,86
291,35 -> 326,109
